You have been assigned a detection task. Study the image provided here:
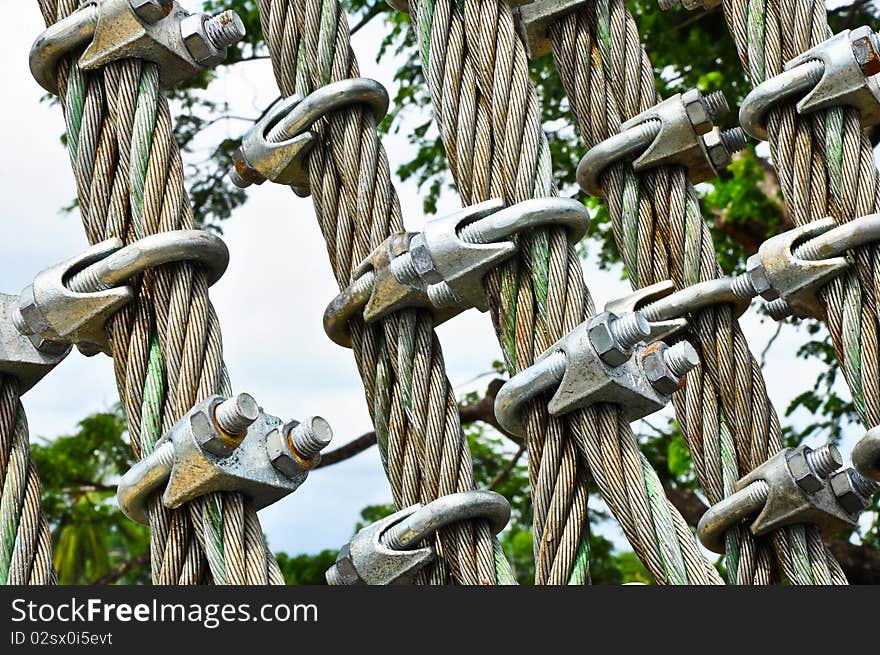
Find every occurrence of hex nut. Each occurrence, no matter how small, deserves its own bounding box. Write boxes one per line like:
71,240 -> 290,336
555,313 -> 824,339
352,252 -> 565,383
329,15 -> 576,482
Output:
407,234 -> 440,284
787,450 -> 823,493
851,28 -> 880,76
587,314 -> 630,367
130,0 -> 171,24
190,405 -> 236,457
641,345 -> 680,395
745,254 -> 774,297
16,287 -> 69,356
702,128 -> 731,170
265,425 -> 306,479
681,89 -> 712,134
333,544 -> 363,585
830,470 -> 871,514
180,14 -> 219,65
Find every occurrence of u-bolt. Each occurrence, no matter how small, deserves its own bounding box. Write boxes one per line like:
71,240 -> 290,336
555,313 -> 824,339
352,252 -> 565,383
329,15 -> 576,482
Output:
65,230 -> 229,293
380,490 -> 511,550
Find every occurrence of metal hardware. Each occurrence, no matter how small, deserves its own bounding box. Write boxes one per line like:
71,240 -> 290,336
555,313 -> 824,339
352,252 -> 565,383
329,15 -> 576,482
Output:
853,426 -> 880,481
829,468 -> 878,514
0,294 -> 70,393
30,0 -> 244,95
266,416 -> 333,478
697,444 -> 858,554
605,278 -> 753,343
740,27 -> 880,141
743,218 -> 848,320
117,394 -> 332,524
511,0 -> 590,59
15,231 -> 228,357
657,0 -> 721,12
577,89 -> 746,196
325,490 -> 510,585
494,310 -> 700,438
323,198 -> 590,348
230,79 -> 390,195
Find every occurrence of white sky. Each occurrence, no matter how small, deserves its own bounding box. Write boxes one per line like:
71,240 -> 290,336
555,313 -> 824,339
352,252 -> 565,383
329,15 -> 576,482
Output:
0,2 -> 864,557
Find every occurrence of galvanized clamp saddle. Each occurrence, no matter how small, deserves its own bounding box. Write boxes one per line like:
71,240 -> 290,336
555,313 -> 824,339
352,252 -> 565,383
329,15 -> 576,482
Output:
697,443 -> 879,553
1,230 -> 227,394
577,89 -> 748,197
30,0 -> 246,95
494,307 -> 701,438
230,78 -> 390,197
325,490 -> 510,585
117,393 -> 333,524
740,27 -> 880,141
323,197 -> 590,348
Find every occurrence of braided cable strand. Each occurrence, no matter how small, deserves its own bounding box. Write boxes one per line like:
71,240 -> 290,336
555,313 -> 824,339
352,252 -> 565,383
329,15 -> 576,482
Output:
0,377 -> 55,585
724,0 -> 880,432
408,0 -> 721,584
256,0 -> 511,585
720,0 -> 875,585
548,0 -> 844,584
36,0 -> 281,585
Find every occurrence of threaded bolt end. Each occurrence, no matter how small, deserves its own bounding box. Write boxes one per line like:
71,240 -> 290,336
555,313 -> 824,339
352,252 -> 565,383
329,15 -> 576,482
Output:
721,127 -> 748,154
204,10 -> 246,50
11,307 -> 29,335
663,341 -> 700,379
289,416 -> 333,460
704,91 -> 730,119
610,312 -> 651,349
852,470 -> 880,498
389,253 -> 419,283
228,167 -> 251,189
730,272 -> 758,299
545,350 -> 568,381
765,298 -> 792,321
806,443 -> 843,478
66,263 -> 107,294
214,393 -> 260,436
351,270 -> 375,297
325,565 -> 345,586
746,479 -> 771,506
457,220 -> 487,245
792,236 -> 823,262
427,282 -> 463,308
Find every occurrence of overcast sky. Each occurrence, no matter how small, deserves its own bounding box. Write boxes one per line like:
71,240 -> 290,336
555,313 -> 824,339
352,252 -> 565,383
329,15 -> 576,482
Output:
1,2 -> 863,558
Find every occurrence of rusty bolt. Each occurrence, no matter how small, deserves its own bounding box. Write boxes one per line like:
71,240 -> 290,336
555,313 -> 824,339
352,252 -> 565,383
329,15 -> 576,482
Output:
130,0 -> 172,24
851,29 -> 880,76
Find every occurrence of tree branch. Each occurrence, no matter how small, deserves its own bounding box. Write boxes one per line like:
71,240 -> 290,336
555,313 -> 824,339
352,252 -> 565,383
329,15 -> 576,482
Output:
315,379 -> 514,469
94,553 -> 150,585
489,444 -> 526,490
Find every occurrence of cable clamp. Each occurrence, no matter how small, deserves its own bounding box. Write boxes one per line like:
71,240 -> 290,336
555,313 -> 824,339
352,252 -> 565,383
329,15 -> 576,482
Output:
323,197 -> 589,348
14,231 -> 228,357
740,27 -> 880,140
230,78 -> 389,196
30,0 -> 245,95
577,89 -> 747,196
697,444 -> 877,553
117,393 -> 333,524
325,490 -> 510,585
494,308 -> 701,437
